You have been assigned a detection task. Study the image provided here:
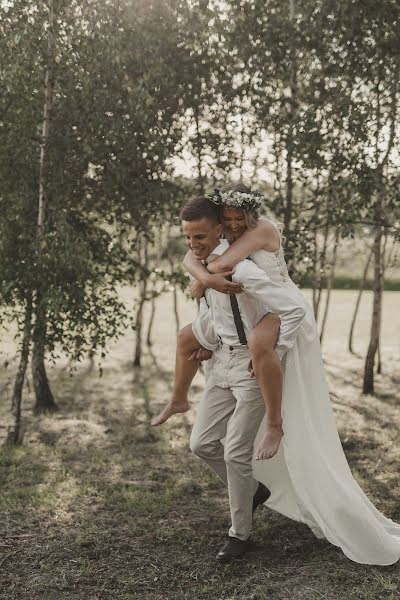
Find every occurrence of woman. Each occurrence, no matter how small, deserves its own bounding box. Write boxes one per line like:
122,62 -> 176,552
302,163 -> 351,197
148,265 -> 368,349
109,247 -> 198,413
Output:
152,183 -> 400,565
152,183 -> 285,461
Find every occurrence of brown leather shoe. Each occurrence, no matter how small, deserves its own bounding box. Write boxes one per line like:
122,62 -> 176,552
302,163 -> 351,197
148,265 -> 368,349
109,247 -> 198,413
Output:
252,482 -> 271,513
216,536 -> 250,562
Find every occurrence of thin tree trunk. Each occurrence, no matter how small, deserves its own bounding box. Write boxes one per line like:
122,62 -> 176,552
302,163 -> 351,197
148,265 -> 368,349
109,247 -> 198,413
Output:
363,197 -> 383,394
320,229 -> 339,345
87,349 -> 94,372
348,245 -> 373,354
6,296 -> 33,444
32,345 -> 58,413
167,240 -> 180,333
376,231 -> 388,374
33,0 -> 56,412
146,230 -> 163,346
146,292 -> 156,347
312,227 -> 318,317
284,0 -> 297,237
363,47 -> 396,393
133,281 -> 147,367
172,287 -> 180,334
133,239 -> 149,367
377,342 -> 382,375
315,222 -> 330,325
372,61 -> 398,375
32,298 -> 58,414
38,0 -> 55,238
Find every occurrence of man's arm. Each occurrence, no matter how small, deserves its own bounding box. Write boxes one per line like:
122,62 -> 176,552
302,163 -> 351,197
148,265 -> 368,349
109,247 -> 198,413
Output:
191,294 -> 220,352
234,261 -> 307,358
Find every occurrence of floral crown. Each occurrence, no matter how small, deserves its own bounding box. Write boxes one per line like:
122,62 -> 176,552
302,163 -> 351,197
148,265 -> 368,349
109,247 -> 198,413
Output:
207,187 -> 264,214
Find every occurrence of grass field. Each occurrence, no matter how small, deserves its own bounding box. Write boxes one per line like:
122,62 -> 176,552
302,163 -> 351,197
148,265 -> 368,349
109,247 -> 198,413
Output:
0,289 -> 399,599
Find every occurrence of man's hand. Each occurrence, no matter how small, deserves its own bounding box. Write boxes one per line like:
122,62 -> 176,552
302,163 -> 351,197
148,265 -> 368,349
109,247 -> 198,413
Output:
188,347 -> 213,361
248,359 -> 255,378
205,273 -> 243,295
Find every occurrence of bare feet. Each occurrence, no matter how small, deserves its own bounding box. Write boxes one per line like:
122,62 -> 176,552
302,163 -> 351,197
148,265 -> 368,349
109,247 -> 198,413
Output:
151,400 -> 190,427
255,424 -> 284,460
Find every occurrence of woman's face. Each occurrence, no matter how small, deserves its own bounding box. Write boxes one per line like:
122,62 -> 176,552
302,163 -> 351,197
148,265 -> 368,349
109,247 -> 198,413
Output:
222,207 -> 247,240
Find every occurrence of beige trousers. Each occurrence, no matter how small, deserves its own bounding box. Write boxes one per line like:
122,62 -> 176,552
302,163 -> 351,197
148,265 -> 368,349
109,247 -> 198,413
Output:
190,344 -> 265,540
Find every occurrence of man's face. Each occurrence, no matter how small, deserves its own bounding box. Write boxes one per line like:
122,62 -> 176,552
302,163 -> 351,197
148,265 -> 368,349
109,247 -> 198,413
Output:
182,218 -> 223,261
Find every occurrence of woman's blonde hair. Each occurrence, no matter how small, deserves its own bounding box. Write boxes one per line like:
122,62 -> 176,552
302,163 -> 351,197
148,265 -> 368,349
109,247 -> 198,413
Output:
220,181 -> 284,241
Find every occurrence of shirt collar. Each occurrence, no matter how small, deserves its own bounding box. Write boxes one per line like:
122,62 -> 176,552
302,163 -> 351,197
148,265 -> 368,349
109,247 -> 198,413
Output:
206,239 -> 229,261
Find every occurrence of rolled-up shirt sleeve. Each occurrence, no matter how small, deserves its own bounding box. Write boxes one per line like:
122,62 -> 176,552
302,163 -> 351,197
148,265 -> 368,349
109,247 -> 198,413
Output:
192,295 -> 220,351
234,261 -> 306,358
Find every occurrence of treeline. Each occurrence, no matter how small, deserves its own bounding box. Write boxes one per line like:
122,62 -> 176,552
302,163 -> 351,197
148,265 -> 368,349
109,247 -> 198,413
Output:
1,0 -> 399,442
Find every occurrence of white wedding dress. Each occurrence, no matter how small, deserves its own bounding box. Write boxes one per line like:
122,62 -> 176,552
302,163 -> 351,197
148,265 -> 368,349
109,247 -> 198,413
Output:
196,235 -> 400,565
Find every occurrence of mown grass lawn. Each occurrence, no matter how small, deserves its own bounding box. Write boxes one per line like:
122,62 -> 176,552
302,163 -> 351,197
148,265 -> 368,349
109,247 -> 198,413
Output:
0,290 -> 399,599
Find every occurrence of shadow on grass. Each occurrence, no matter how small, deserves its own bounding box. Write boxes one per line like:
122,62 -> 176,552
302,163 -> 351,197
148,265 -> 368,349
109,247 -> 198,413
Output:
0,446 -> 51,518
1,351 -> 399,600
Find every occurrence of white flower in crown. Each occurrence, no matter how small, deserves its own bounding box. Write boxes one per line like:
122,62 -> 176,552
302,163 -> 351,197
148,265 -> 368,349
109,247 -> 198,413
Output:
207,187 -> 264,213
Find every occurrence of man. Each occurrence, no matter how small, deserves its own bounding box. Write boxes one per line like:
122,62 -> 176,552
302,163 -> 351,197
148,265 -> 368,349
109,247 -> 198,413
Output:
180,196 -> 306,562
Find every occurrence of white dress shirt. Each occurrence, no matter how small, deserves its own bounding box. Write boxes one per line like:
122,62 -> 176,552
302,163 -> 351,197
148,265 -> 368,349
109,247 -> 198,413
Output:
194,240 -> 306,359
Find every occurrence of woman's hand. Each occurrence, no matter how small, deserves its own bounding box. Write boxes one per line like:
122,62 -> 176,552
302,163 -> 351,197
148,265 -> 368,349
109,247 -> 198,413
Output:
205,272 -> 243,295
188,347 -> 213,361
248,359 -> 255,378
187,279 -> 206,300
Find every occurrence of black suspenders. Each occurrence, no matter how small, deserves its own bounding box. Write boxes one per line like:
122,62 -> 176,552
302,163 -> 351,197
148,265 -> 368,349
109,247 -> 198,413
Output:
226,275 -> 247,346
202,258 -> 248,347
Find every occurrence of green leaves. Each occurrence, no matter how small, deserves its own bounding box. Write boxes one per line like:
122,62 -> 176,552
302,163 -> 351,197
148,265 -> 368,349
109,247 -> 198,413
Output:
1,0 -> 399,367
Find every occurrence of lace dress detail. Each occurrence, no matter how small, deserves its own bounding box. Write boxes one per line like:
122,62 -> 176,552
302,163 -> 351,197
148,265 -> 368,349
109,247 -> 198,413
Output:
251,246 -> 289,285
276,248 -> 289,282
250,219 -> 289,285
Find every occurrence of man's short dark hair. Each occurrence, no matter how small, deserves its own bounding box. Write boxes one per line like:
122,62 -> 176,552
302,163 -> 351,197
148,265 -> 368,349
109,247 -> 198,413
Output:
180,195 -> 221,225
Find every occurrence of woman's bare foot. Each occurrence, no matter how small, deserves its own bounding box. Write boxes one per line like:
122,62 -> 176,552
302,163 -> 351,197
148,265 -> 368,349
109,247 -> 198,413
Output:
151,400 -> 190,426
255,424 -> 284,460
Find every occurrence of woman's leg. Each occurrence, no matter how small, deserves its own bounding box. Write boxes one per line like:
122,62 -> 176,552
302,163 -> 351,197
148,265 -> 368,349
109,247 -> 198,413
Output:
248,313 -> 283,459
151,324 -> 202,426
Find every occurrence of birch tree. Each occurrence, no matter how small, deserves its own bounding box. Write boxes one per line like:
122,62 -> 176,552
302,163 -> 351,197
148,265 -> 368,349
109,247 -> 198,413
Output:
32,0 -> 58,413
